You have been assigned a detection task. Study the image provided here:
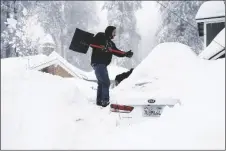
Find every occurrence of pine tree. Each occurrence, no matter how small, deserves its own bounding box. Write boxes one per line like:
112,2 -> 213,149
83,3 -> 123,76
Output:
155,1 -> 205,53
1,1 -> 41,58
1,1 -> 16,58
32,1 -> 99,71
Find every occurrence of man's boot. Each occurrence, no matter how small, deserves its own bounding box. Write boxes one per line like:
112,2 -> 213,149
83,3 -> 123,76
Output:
101,101 -> 110,107
96,100 -> 102,106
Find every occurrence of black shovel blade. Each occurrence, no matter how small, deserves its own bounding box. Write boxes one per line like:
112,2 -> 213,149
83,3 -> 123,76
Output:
69,28 -> 95,54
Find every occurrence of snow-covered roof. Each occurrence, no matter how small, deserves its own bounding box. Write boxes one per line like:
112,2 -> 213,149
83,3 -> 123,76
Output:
49,51 -> 88,77
31,51 -> 87,79
196,1 -> 225,21
1,54 -> 49,72
27,54 -> 50,68
39,34 -> 55,45
199,28 -> 225,60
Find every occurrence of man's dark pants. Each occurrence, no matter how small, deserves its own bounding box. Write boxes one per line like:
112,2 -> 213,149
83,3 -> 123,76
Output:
92,64 -> 110,104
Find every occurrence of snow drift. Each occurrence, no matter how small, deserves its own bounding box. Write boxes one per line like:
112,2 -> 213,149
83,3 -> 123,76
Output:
109,42 -> 225,149
1,59 -> 117,149
1,42 -> 225,150
112,42 -> 199,101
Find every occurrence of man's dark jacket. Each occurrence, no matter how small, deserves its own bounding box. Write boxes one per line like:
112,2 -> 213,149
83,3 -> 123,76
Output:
91,26 -> 125,66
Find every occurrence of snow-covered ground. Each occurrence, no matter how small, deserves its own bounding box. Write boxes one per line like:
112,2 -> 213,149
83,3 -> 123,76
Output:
1,42 -> 225,149
110,42 -> 225,149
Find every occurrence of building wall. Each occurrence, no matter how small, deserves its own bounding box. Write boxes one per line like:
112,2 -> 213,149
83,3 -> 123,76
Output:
40,64 -> 73,78
55,65 -> 73,78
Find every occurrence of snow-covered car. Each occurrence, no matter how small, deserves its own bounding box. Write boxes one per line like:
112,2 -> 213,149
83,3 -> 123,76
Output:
110,97 -> 181,119
108,43 -> 198,121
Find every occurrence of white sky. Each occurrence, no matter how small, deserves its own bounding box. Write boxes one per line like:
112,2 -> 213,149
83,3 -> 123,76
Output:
95,1 -> 161,35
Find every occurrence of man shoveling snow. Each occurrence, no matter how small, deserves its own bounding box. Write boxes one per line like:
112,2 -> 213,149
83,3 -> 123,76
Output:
90,26 -> 134,107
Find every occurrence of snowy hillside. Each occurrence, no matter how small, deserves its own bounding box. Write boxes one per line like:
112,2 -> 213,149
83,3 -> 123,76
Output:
1,43 -> 225,149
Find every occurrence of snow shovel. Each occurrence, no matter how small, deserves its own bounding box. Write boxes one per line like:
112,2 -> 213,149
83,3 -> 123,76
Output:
69,28 -> 125,55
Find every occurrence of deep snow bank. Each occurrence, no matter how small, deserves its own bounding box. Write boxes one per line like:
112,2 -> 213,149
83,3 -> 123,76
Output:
112,42 -> 199,99
1,63 -> 117,149
108,42 -> 225,149
1,68 -> 84,149
1,54 -> 48,72
1,42 -> 224,150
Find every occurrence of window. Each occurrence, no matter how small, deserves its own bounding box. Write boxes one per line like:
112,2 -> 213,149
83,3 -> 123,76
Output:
206,22 -> 225,47
197,22 -> 204,36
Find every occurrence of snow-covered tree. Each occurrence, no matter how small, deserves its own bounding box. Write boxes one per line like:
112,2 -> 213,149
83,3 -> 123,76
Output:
154,1 -> 205,54
103,1 -> 142,69
1,1 -> 42,58
1,1 -> 18,58
31,1 -> 99,71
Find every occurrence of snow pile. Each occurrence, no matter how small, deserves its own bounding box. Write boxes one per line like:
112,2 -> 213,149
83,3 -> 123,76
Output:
1,54 -> 48,72
1,63 -> 117,149
1,69 -> 84,149
112,42 -> 198,100
1,42 -> 224,149
109,42 -> 225,149
199,28 -> 225,60
195,1 -> 225,20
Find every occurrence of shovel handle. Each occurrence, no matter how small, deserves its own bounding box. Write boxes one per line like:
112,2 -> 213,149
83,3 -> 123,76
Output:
90,44 -> 126,55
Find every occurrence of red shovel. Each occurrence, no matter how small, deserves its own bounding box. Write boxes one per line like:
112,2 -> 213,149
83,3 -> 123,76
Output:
89,44 -> 126,55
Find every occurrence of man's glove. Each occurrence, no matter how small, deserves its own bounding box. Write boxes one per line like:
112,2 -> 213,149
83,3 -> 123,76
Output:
125,50 -> 133,58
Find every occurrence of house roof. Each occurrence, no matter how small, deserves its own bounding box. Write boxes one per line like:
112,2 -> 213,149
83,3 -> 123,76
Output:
195,1 -> 225,21
199,28 -> 225,60
30,51 -> 88,79
1,54 -> 49,71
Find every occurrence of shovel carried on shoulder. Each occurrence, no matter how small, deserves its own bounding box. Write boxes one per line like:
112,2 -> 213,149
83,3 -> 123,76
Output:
69,28 -> 125,55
